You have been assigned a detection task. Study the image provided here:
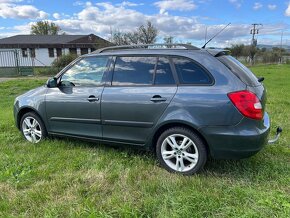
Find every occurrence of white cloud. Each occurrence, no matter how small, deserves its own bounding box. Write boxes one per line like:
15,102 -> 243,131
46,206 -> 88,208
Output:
228,0 -> 242,9
267,4 -> 276,10
253,2 -> 262,10
285,3 -> 290,16
0,2 -> 48,19
117,1 -> 144,7
53,13 -> 61,19
0,1 -> 287,47
154,0 -> 196,14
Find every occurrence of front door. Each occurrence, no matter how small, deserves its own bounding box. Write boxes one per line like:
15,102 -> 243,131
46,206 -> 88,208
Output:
101,56 -> 177,145
46,56 -> 110,139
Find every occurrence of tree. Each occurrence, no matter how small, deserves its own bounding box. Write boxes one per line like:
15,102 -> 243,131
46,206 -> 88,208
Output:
243,45 -> 257,65
31,21 -> 61,35
163,36 -> 174,44
137,21 -> 158,44
111,21 -> 158,45
229,44 -> 244,58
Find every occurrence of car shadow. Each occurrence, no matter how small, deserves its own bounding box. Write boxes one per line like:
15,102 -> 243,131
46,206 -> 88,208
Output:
47,136 -> 274,181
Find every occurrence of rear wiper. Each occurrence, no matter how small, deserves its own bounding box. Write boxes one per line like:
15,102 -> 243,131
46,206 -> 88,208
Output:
258,77 -> 264,82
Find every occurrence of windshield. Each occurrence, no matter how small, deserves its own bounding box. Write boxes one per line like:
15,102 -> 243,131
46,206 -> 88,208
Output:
217,55 -> 260,87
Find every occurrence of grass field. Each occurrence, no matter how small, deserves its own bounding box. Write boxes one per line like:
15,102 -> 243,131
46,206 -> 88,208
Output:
0,64 -> 289,217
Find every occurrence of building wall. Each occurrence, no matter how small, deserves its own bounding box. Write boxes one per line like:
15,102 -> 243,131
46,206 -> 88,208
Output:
0,47 -> 95,67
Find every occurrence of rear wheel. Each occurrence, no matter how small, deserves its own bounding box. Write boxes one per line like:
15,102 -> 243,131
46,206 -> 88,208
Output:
156,127 -> 207,175
20,112 -> 47,143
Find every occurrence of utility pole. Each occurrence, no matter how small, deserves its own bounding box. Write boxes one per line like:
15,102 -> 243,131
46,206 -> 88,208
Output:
249,23 -> 262,65
280,30 -> 284,64
250,23 -> 262,46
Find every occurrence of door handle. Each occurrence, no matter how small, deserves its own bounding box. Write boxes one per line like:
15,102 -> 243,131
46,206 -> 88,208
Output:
150,95 -> 167,102
87,95 -> 99,102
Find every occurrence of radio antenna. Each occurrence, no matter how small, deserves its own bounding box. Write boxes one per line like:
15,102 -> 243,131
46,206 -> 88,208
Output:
202,22 -> 231,49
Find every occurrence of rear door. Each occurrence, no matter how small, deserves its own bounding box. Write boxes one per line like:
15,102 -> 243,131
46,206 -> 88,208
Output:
101,56 -> 177,145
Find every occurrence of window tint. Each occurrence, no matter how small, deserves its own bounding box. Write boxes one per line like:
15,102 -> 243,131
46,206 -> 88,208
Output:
173,57 -> 211,84
112,56 -> 155,85
61,56 -> 109,86
154,57 -> 175,85
217,55 -> 259,86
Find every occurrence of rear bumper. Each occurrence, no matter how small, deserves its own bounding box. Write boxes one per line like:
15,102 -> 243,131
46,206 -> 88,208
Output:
200,112 -> 270,159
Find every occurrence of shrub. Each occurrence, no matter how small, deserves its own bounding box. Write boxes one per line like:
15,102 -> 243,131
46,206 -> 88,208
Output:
34,67 -> 60,76
52,53 -> 77,70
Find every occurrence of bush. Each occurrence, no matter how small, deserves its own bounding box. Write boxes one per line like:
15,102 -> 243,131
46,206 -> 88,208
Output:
52,53 -> 77,70
34,67 -> 60,76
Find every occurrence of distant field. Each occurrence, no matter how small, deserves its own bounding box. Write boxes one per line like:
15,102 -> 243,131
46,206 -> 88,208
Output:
0,64 -> 289,217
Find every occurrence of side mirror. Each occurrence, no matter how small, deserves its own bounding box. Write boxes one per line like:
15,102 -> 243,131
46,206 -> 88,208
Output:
46,77 -> 58,88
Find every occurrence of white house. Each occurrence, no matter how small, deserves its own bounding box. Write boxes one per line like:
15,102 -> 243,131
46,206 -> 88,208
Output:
0,34 -> 111,67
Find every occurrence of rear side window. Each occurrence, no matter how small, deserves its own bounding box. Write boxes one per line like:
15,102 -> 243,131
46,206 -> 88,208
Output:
113,56 -> 155,85
154,57 -> 175,85
173,57 -> 212,84
217,55 -> 259,86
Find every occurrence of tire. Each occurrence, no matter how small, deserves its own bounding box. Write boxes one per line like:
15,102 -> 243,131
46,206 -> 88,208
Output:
156,127 -> 207,175
20,112 -> 47,143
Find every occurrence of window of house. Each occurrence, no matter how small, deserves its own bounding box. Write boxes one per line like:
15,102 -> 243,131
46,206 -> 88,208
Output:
90,48 -> 96,53
81,48 -> 88,55
22,48 -> 28,57
61,56 -> 109,86
29,48 -> 35,58
154,57 -> 175,85
56,48 -> 62,57
112,56 -> 156,86
173,57 -> 212,85
69,48 -> 77,55
48,48 -> 54,57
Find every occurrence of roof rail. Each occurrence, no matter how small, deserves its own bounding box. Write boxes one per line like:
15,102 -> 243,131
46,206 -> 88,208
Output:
93,43 -> 200,54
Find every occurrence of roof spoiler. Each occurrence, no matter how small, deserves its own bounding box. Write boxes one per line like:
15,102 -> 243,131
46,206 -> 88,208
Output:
206,49 -> 230,57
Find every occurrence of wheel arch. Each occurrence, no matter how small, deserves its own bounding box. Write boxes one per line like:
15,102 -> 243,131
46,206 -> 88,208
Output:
151,121 -> 211,156
16,107 -> 45,130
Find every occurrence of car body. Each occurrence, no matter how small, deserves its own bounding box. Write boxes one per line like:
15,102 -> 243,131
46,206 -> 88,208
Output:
14,44 -> 272,174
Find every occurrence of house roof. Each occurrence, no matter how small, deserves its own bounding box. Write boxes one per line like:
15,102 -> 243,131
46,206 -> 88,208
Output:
0,34 -> 111,49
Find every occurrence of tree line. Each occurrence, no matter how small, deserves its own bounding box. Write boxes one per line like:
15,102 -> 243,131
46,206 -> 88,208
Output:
227,44 -> 289,64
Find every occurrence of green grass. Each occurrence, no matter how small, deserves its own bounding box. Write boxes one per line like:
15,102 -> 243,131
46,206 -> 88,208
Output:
0,65 -> 289,217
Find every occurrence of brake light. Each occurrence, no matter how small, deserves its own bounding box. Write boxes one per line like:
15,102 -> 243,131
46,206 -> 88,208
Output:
228,90 -> 263,120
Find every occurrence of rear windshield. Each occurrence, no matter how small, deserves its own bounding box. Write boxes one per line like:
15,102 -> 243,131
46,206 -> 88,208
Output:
217,55 -> 260,86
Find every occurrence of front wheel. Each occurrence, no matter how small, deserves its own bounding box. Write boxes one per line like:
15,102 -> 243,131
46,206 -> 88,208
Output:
20,112 -> 47,143
156,127 -> 207,175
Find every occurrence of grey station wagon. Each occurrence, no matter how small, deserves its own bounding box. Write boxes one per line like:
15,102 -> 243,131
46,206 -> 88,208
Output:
14,44 -> 281,175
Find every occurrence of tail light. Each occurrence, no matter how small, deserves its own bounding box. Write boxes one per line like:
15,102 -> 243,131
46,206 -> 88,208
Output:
228,90 -> 263,120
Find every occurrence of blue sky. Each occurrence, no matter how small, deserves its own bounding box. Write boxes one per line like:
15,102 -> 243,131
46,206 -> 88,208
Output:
0,0 -> 289,47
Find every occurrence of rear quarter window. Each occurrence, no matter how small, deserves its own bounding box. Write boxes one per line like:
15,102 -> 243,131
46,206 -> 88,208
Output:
217,55 -> 260,87
172,57 -> 212,85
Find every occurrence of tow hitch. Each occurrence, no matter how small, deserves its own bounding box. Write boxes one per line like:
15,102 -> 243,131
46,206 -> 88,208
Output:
268,127 -> 283,144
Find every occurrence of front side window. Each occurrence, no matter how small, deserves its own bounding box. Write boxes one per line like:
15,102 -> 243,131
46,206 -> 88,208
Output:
112,56 -> 156,85
61,56 -> 109,86
173,57 -> 212,85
